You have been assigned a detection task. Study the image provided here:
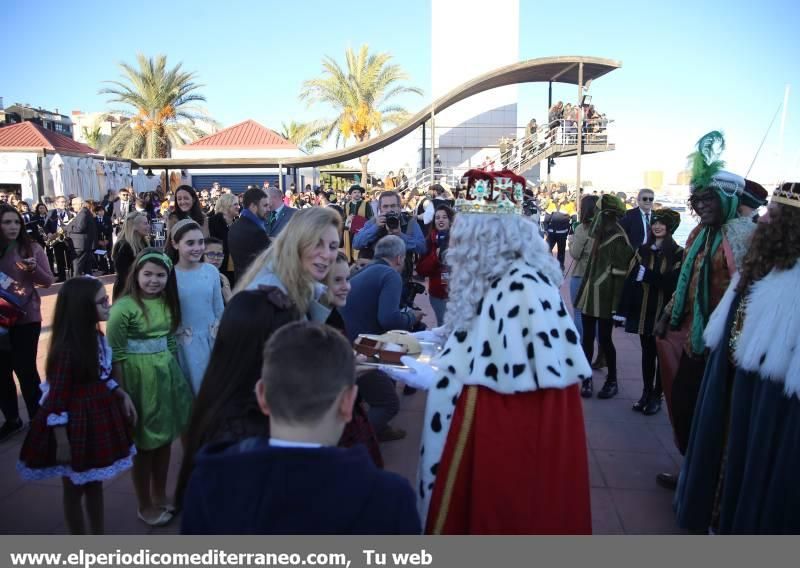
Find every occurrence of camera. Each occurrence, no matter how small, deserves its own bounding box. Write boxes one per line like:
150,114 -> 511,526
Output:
436,230 -> 449,250
385,211 -> 401,230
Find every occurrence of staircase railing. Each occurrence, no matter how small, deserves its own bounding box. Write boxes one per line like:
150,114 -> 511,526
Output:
391,117 -> 613,192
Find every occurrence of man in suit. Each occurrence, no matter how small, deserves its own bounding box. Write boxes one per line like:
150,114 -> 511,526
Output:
265,187 -> 296,238
44,195 -> 76,282
620,188 -> 655,249
112,188 -> 133,235
93,204 -> 114,274
67,197 -> 98,277
228,187 -> 270,280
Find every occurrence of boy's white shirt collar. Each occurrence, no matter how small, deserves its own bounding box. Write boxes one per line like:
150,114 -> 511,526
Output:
269,438 -> 322,449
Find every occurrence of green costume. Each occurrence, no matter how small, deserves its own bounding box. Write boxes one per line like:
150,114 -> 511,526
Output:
107,296 -> 192,450
576,195 -> 634,319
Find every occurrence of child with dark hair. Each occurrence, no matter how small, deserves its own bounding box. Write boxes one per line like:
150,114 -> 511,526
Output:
181,321 -> 420,535
204,237 -> 232,303
18,277 -> 136,534
107,248 -> 192,527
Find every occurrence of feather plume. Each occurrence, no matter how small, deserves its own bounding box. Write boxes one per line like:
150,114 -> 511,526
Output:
687,130 -> 726,190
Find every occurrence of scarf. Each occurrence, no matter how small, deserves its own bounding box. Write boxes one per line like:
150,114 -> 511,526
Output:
240,208 -> 267,233
670,189 -> 738,355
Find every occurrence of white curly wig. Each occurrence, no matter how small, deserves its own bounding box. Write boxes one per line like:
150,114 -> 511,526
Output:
444,213 -> 562,331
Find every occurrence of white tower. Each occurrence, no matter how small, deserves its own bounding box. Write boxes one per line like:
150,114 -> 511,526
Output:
428,0 -> 519,171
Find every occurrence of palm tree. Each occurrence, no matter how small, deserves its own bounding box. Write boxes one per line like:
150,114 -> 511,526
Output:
279,120 -> 326,154
100,54 -> 212,158
300,44 -> 423,185
82,124 -> 104,151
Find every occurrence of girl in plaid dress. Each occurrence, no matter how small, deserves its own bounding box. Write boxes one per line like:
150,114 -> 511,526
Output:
17,277 -> 137,534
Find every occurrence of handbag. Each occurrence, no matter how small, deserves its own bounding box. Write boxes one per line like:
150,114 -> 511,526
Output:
0,271 -> 28,328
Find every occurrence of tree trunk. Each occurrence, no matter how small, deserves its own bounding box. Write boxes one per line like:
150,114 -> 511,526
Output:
359,155 -> 370,188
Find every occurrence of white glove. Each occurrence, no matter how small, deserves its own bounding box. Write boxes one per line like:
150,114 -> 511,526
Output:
412,326 -> 448,346
378,356 -> 437,391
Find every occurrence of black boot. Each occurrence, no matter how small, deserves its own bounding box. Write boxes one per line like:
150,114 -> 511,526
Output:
597,379 -> 618,399
656,472 -> 678,490
643,393 -> 662,416
580,378 -> 593,398
632,390 -> 650,412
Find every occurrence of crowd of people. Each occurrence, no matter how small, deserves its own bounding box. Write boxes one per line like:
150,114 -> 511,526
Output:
1,128 -> 798,535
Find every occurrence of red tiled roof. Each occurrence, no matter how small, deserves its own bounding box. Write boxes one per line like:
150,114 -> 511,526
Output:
183,119 -> 297,150
0,121 -> 97,153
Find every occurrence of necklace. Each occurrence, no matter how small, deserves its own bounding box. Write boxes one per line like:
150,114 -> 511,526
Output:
729,294 -> 748,353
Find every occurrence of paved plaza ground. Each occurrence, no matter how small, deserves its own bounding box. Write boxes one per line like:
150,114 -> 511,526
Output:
0,273 -> 684,534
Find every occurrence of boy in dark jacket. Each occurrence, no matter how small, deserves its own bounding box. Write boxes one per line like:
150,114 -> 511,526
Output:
181,321 -> 420,535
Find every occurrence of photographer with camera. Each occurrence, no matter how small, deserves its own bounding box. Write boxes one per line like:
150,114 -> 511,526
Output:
353,191 -> 427,257
354,189 -> 427,313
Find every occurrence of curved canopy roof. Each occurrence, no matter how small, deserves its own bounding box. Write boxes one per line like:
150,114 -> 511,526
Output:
134,55 -> 621,170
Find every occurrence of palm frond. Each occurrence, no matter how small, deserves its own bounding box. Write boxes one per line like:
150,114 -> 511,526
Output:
98,54 -> 211,158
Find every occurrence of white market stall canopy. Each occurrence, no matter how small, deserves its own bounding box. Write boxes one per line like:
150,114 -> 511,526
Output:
0,121 -> 133,202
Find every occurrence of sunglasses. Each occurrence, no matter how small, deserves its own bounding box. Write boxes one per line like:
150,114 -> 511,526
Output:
640,197 -> 654,202
689,194 -> 716,207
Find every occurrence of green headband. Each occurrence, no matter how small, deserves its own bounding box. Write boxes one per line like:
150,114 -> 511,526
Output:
137,252 -> 173,271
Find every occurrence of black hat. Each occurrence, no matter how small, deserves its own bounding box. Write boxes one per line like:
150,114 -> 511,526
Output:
348,184 -> 365,195
740,179 -> 769,209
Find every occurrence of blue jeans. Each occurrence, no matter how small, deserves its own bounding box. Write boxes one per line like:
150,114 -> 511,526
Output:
569,276 -> 584,341
429,296 -> 447,327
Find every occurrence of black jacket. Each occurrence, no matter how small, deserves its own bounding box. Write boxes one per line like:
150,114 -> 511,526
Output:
66,207 -> 97,252
208,213 -> 233,274
95,215 -> 113,243
228,214 -> 270,280
43,209 -> 75,235
619,207 -> 649,249
181,439 -> 420,535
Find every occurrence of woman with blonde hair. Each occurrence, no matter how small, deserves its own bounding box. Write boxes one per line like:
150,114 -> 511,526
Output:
111,211 -> 150,301
208,193 -> 240,285
235,207 -> 341,322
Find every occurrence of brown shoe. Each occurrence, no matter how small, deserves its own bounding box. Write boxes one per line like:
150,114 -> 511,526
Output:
377,426 -> 407,442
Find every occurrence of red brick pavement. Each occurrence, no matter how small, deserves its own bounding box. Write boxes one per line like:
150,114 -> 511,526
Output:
0,273 -> 684,534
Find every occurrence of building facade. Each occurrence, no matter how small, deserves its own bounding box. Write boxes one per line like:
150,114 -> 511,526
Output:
427,0 -> 519,172
0,100 -> 73,138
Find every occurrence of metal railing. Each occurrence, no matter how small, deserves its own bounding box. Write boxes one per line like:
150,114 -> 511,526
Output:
487,117 -> 614,175
392,117 -> 614,192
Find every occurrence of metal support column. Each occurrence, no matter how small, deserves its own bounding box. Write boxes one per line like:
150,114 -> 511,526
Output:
430,109 -> 436,184
164,168 -> 169,194
278,164 -> 283,192
421,122 -> 426,170
576,63 -> 584,214
547,81 -> 552,183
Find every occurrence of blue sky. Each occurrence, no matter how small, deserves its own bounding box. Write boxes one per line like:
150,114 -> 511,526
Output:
3,0 -> 798,187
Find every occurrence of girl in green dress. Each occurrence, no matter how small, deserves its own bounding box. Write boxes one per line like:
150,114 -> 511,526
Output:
107,248 -> 192,527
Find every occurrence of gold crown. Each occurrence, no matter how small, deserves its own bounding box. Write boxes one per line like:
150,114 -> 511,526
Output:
455,169 -> 525,215
773,182 -> 800,208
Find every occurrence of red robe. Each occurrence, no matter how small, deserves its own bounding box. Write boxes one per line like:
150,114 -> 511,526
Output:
425,384 -> 591,534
